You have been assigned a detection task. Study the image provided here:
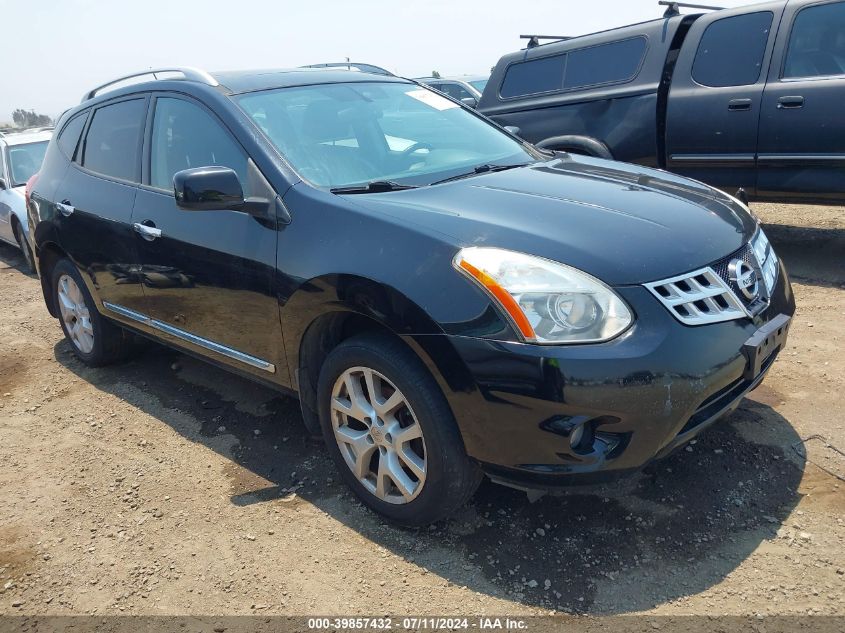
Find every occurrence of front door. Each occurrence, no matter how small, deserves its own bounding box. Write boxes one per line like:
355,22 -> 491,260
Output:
131,94 -> 285,381
665,5 -> 783,193
757,0 -> 845,203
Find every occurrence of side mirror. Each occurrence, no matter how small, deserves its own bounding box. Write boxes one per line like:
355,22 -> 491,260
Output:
0,178 -> 6,190
504,125 -> 521,137
173,166 -> 268,216
174,166 -> 244,211
461,96 -> 479,108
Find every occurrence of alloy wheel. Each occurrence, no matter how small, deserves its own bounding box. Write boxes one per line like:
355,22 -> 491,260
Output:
330,366 -> 427,504
57,274 -> 95,354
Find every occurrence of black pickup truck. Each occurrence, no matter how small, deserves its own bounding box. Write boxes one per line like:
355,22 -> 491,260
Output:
478,0 -> 845,205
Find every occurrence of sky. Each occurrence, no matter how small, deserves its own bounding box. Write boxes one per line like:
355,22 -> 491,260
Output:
0,0 -> 754,121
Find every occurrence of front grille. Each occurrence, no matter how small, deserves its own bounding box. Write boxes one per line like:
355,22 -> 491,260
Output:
645,228 -> 779,326
710,244 -> 769,315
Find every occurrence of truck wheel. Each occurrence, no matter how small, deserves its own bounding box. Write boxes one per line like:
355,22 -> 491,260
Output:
52,258 -> 132,366
317,333 -> 482,526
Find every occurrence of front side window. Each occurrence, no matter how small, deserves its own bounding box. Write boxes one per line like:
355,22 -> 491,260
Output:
150,97 -> 249,192
236,82 -> 534,189
7,141 -> 48,187
692,12 -> 773,87
783,1 -> 845,79
82,99 -> 146,182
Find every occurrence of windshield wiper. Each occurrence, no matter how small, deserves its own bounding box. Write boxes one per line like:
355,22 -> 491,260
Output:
330,180 -> 419,194
431,163 -> 525,186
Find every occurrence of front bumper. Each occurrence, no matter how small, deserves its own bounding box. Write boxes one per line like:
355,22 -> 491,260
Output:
441,260 -> 795,489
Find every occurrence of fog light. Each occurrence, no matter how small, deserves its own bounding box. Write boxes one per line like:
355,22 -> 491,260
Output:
569,423 -> 585,449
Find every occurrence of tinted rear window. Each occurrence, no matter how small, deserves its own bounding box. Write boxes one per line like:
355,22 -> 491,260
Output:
82,99 -> 145,182
500,37 -> 647,98
692,12 -> 773,87
57,112 -> 87,159
564,37 -> 648,89
500,54 -> 567,98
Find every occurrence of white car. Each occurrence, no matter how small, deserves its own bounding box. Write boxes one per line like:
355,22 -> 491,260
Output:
0,129 -> 52,271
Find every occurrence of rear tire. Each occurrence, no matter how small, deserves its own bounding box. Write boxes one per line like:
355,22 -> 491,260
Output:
51,258 -> 132,366
317,333 -> 481,526
12,220 -> 35,274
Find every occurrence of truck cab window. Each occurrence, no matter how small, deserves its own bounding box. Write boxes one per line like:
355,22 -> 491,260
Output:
692,12 -> 773,87
783,1 -> 845,79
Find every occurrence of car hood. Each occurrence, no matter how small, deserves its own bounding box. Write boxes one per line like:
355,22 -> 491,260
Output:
346,155 -> 757,285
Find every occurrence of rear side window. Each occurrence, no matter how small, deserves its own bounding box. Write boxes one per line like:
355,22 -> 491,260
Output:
783,1 -> 845,79
564,37 -> 648,89
57,112 -> 87,159
692,12 -> 773,87
82,99 -> 146,181
500,54 -> 567,98
500,37 -> 647,98
149,97 -> 249,193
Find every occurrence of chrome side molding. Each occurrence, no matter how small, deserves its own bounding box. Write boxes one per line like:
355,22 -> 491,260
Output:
102,301 -> 275,373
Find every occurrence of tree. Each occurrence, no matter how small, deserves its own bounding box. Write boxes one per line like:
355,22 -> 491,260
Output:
431,70 -> 441,79
11,109 -> 52,128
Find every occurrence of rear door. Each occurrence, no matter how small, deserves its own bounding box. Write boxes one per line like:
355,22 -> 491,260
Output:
757,0 -> 845,202
666,3 -> 785,193
56,96 -> 148,315
130,94 -> 284,381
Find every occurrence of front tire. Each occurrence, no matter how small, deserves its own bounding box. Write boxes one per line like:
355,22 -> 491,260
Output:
317,333 -> 481,526
12,221 -> 35,274
52,258 -> 132,366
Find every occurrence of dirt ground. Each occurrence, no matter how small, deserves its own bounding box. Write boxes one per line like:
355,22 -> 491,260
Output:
1,203 -> 843,617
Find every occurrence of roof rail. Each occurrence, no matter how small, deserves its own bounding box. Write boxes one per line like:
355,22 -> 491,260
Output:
81,67 -> 219,103
520,34 -> 573,49
658,1 -> 725,17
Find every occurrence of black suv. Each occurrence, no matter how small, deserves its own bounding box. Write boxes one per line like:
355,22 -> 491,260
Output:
29,67 -> 794,525
480,0 -> 845,205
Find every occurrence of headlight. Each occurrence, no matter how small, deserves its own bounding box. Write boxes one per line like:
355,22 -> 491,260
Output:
453,247 -> 633,344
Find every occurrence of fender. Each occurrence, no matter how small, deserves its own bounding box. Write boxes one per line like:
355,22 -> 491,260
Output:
535,135 -> 614,160
282,274 -> 485,440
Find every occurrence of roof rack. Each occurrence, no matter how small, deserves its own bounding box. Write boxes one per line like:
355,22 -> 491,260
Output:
300,62 -> 394,76
520,34 -> 573,49
658,1 -> 725,17
81,67 -> 219,103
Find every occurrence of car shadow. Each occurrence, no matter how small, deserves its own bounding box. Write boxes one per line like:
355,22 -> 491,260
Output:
764,222 -> 845,289
54,338 -> 806,614
0,241 -> 36,277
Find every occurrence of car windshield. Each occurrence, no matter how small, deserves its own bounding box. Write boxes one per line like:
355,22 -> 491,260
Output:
468,79 -> 488,93
235,81 -> 534,189
7,140 -> 48,187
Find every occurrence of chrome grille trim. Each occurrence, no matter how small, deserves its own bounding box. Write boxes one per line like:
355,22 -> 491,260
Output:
645,227 -> 779,327
644,267 -> 748,325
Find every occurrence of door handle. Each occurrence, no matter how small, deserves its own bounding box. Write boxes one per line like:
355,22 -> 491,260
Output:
133,221 -> 162,241
777,95 -> 804,109
56,201 -> 74,217
728,98 -> 752,111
